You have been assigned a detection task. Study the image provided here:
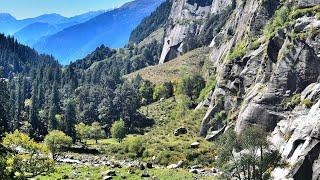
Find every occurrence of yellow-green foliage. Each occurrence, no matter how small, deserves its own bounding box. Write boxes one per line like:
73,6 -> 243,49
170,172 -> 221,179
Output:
198,79 -> 217,102
301,99 -> 313,108
289,94 -> 301,106
111,119 -> 127,143
228,39 -> 248,61
126,136 -> 145,158
264,6 -> 290,39
44,130 -> 72,160
290,5 -> 320,20
2,130 -> 54,178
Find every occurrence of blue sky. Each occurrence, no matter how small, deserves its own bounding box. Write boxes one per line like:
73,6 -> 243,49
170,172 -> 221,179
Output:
0,0 -> 132,19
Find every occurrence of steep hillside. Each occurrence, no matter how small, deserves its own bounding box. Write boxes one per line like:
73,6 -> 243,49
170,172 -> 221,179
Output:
33,0 -> 165,64
125,48 -> 210,84
0,34 -> 59,77
125,0 -> 320,179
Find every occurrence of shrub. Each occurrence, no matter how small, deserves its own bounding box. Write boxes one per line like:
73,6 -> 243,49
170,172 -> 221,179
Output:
153,82 -> 173,101
301,99 -> 313,108
75,123 -> 91,143
263,6 -> 290,38
290,94 -> 301,107
228,40 -> 248,61
44,130 -> 72,160
198,79 -> 216,102
127,137 -> 145,158
2,130 -> 54,178
111,119 -> 127,143
290,5 -> 320,20
175,75 -> 205,101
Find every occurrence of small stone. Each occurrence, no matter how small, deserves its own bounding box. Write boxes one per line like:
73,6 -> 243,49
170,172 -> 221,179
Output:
190,165 -> 202,169
146,162 -> 153,169
138,163 -> 145,170
141,172 -> 150,177
211,167 -> 217,173
167,160 -> 183,169
189,169 -> 198,174
103,176 -> 113,180
191,142 -> 200,148
103,170 -> 116,176
62,175 -> 69,179
111,163 -> 122,168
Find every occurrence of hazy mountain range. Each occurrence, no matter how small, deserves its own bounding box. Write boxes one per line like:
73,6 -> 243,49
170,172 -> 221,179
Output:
0,0 -> 164,64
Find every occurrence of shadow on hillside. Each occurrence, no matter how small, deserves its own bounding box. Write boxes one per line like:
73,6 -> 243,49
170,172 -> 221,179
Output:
129,112 -> 155,134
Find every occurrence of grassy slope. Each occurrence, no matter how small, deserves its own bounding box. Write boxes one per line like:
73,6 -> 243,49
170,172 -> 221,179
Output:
96,98 -> 214,166
125,47 -> 210,84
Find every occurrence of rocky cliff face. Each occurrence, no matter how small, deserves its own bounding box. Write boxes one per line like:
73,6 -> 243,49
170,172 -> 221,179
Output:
159,0 -> 214,64
159,0 -> 320,179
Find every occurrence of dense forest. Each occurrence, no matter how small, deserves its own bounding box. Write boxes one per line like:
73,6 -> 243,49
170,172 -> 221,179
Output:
0,32 -> 167,141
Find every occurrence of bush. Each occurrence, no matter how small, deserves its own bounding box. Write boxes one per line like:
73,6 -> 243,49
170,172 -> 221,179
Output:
111,119 -> 127,143
2,130 -> 54,178
290,94 -> 301,107
44,130 -> 72,160
302,99 -> 313,108
198,79 -> 216,102
263,6 -> 290,38
127,137 -> 145,158
75,123 -> 91,143
228,40 -> 248,61
215,127 -> 282,180
175,75 -> 205,101
153,82 -> 173,101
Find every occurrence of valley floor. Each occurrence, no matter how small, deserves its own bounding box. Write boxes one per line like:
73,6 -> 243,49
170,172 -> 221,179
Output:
36,98 -> 217,179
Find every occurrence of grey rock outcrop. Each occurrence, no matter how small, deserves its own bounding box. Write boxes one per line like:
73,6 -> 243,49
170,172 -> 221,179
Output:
159,0 -> 236,64
270,89 -> 320,179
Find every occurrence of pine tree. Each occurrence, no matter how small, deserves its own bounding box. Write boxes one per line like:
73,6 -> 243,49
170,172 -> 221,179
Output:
0,70 -> 9,135
29,81 -> 39,138
13,75 -> 22,130
63,99 -> 77,142
48,81 -> 60,131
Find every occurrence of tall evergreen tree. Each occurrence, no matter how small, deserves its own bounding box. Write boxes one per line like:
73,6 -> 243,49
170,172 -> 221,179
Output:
0,70 -> 9,135
13,75 -> 22,130
29,81 -> 39,138
63,99 -> 77,141
48,81 -> 60,131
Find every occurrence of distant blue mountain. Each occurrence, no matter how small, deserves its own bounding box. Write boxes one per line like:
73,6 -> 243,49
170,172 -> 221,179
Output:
0,13 -> 66,35
33,0 -> 165,64
0,11 -> 105,46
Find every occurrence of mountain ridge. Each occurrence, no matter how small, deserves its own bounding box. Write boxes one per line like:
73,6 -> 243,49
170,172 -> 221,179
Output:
33,0 -> 165,64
